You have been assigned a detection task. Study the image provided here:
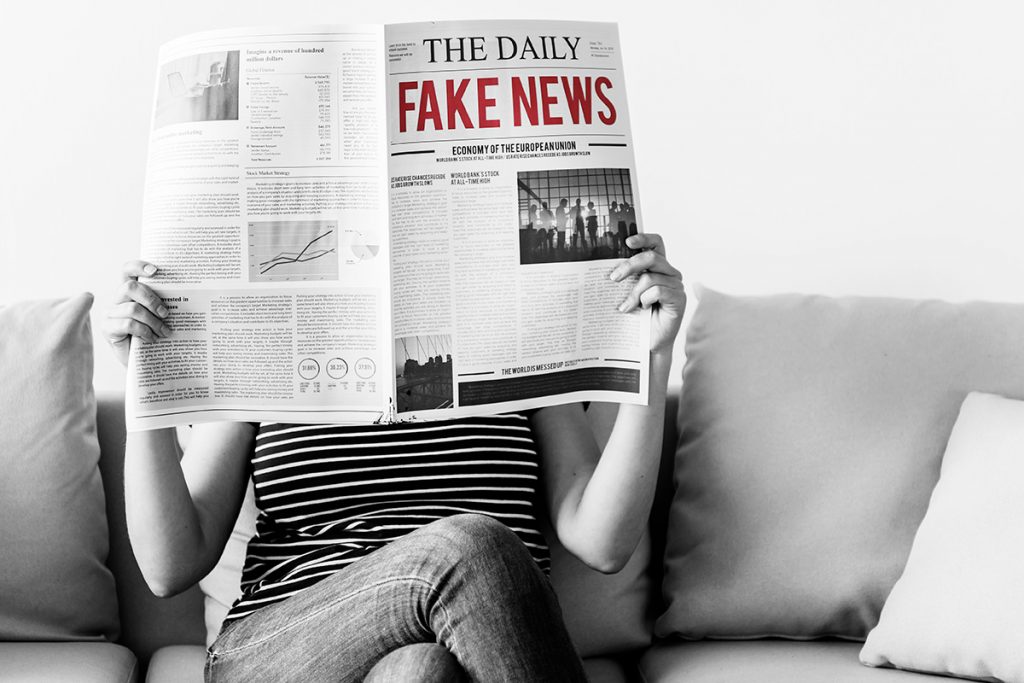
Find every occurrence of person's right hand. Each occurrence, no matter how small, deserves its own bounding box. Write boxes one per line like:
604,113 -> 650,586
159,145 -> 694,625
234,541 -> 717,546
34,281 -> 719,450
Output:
101,260 -> 172,368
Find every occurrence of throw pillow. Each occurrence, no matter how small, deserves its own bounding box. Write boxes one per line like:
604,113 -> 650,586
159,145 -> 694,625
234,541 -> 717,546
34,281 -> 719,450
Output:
860,392 -> 1024,682
0,293 -> 120,640
657,286 -> 1024,639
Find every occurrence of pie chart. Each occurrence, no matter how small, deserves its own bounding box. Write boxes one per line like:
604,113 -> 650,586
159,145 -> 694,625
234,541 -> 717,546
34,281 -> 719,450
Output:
343,228 -> 380,263
351,243 -> 380,260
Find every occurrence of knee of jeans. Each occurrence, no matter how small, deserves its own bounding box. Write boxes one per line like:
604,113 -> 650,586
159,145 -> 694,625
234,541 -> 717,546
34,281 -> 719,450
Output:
429,514 -> 533,569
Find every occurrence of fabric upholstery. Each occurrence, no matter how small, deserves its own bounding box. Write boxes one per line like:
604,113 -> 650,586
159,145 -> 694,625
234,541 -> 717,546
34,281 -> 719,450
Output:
861,392 -> 1024,682
142,644 -> 630,683
658,287 -> 1024,639
0,294 -> 120,640
640,640 -> 948,682
145,645 -> 206,683
0,640 -> 137,683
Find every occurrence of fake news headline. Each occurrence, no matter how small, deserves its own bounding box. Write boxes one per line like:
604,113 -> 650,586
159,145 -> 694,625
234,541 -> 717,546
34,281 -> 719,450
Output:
396,75 -> 618,132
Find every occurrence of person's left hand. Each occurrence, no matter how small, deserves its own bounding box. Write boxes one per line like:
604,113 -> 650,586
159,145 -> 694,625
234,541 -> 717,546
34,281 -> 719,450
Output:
609,233 -> 686,354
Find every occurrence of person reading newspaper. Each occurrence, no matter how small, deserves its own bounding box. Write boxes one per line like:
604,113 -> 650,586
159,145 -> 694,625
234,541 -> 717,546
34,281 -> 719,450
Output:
102,232 -> 685,682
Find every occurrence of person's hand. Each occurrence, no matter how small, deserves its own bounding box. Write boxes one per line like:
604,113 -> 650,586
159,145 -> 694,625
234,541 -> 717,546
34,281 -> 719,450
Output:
608,233 -> 686,354
101,260 -> 171,368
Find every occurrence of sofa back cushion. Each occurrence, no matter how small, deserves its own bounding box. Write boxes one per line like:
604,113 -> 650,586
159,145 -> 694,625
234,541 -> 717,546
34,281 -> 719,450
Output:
657,287 -> 1024,639
0,294 -> 119,640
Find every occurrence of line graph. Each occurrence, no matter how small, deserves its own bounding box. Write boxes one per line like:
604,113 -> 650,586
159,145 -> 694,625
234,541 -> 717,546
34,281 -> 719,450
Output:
260,229 -> 334,274
248,221 -> 339,282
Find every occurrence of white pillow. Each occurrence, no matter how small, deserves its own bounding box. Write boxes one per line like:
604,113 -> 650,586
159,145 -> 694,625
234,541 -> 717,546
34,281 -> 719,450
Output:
860,392 -> 1024,682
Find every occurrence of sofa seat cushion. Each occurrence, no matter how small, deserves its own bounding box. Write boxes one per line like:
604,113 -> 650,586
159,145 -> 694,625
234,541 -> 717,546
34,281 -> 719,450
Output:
144,645 -> 630,683
640,640 -> 950,682
146,645 -> 206,683
0,642 -> 137,683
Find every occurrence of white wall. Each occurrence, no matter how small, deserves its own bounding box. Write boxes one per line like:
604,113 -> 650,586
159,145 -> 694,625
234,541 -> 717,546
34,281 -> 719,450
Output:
2,1 -> 1022,392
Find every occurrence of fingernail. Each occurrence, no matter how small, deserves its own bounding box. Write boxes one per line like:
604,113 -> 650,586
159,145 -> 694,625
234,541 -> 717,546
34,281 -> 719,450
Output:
609,269 -> 622,281
144,264 -> 157,276
618,301 -> 630,312
161,325 -> 172,337
157,305 -> 168,317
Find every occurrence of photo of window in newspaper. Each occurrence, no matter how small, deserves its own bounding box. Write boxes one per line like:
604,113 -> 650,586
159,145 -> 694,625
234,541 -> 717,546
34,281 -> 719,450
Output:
395,334 -> 454,413
153,50 -> 240,129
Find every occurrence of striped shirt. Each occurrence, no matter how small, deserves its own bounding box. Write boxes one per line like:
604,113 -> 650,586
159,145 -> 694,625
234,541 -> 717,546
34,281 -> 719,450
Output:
225,413 -> 550,621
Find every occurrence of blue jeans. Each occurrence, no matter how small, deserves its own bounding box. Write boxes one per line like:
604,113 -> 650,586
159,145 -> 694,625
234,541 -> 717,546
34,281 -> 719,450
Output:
205,514 -> 587,682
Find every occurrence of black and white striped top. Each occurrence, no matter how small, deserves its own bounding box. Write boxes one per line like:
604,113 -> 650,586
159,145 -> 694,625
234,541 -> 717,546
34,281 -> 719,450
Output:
225,414 -> 550,622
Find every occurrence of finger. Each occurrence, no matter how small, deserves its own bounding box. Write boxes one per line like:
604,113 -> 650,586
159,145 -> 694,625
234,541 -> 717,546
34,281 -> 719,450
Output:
101,317 -> 160,345
107,301 -> 171,338
122,260 -> 159,279
113,279 -> 169,319
640,282 -> 688,311
100,315 -> 148,345
624,232 -> 665,255
619,273 -> 684,313
609,250 -> 682,282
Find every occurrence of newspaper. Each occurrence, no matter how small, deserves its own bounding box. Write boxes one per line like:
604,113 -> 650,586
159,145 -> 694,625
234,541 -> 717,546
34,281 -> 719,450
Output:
127,21 -> 650,431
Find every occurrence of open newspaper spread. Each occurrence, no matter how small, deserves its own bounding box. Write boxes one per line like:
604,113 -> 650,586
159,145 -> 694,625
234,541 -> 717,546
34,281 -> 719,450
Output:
127,21 -> 650,430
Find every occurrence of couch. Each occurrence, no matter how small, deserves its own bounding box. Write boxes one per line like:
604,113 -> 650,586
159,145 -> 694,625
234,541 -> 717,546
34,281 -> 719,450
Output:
2,288 -> 1023,683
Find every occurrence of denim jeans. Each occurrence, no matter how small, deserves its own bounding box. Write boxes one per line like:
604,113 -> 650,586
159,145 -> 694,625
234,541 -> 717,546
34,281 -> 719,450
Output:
205,514 -> 588,682
363,643 -> 464,682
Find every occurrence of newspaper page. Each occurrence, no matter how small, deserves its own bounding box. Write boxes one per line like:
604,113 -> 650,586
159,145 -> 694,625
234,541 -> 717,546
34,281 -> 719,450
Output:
385,21 -> 650,421
127,26 -> 391,430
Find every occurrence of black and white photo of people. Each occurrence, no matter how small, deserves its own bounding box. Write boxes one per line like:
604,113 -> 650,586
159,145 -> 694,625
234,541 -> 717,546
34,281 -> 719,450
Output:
518,168 -> 639,265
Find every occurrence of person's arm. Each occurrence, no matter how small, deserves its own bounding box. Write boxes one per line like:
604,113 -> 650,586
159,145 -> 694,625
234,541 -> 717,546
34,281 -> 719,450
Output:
531,233 -> 684,573
102,260 -> 254,596
124,422 -> 253,596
